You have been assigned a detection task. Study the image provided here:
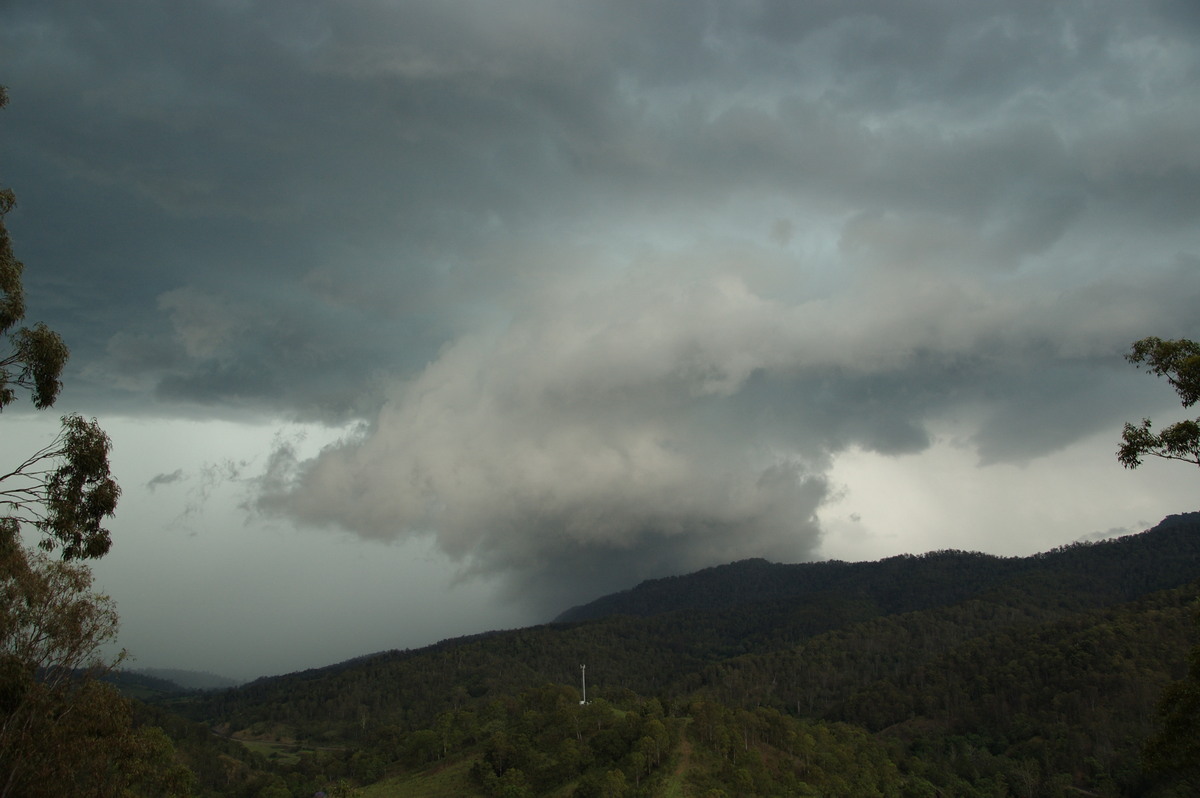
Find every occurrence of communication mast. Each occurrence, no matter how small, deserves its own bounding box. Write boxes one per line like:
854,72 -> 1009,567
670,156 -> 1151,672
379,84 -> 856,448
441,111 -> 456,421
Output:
579,664 -> 587,705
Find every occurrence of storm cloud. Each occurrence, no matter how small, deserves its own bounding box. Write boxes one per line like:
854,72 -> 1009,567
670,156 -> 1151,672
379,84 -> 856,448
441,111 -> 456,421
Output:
3,0 -> 1199,615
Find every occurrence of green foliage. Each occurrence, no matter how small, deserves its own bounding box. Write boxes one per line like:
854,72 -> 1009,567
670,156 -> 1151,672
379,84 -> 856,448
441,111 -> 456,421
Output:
357,755 -> 482,797
1140,599 -> 1200,795
0,543 -> 120,681
1116,337 -> 1200,794
1118,337 -> 1200,469
0,414 -> 120,561
1127,337 -> 1200,409
0,87 -> 119,562
186,515 -> 1200,758
0,160 -> 24,347
0,545 -> 121,794
458,686 -> 680,796
0,140 -> 68,411
0,662 -> 192,797
163,514 -> 1200,796
682,702 -> 904,797
0,86 -> 178,797
8,322 -> 69,410
1120,418 -> 1200,470
1148,641 -> 1200,761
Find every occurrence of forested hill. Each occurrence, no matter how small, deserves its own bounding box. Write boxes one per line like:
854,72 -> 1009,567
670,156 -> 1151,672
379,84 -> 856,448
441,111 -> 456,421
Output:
555,512 -> 1200,623
166,512 -> 1200,796
185,513 -> 1200,731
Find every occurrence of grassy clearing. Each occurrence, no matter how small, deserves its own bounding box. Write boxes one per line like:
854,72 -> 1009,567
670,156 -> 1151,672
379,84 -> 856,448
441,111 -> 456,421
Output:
230,737 -> 315,766
659,734 -> 692,798
659,772 -> 687,798
359,756 -> 485,798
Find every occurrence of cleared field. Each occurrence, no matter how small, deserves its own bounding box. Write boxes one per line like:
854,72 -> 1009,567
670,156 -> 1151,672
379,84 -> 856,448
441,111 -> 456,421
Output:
359,757 -> 484,798
229,737 -> 323,767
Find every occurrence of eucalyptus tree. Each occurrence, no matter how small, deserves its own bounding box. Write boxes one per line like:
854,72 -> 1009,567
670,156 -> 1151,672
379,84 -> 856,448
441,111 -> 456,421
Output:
1117,335 -> 1200,789
0,86 -> 184,797
1117,336 -> 1200,470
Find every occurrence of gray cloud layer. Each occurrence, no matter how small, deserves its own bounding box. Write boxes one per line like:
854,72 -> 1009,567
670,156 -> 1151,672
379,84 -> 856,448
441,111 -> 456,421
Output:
3,0 -> 1199,608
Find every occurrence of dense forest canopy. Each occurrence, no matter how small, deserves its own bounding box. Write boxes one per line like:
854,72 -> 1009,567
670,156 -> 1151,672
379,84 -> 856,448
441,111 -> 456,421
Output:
138,513 -> 1200,797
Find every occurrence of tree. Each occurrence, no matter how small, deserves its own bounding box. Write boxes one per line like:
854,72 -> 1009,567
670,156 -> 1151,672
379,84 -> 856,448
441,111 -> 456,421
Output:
1143,621 -> 1200,787
1,414 -> 120,560
0,89 -> 68,415
0,86 -> 181,797
0,87 -> 117,559
1117,336 -> 1200,790
1117,337 -> 1200,469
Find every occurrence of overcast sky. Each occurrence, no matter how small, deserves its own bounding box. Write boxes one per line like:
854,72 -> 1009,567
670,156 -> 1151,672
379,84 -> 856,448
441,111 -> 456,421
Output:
2,0 -> 1199,680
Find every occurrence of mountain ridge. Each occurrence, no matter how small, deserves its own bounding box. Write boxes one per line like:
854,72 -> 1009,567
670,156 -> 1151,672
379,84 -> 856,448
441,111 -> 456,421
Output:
183,512 -> 1200,727
134,667 -> 242,691
554,512 -> 1200,623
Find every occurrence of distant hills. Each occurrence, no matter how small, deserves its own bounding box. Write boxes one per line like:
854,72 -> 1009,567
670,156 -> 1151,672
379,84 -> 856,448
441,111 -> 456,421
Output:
156,512 -> 1200,797
135,667 -> 242,691
106,667 -> 241,701
556,513 -> 1200,622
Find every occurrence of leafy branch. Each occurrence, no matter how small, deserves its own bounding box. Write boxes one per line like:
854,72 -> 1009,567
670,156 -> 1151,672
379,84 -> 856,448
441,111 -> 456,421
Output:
1117,337 -> 1200,471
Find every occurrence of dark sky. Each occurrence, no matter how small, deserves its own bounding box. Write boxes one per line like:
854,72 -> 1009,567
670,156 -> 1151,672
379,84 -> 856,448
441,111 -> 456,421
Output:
2,0 -> 1198,679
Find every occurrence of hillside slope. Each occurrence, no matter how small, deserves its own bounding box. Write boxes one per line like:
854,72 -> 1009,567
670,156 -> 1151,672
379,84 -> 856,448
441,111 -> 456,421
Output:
160,513 -> 1200,796
556,512 -> 1200,623
180,514 -> 1200,737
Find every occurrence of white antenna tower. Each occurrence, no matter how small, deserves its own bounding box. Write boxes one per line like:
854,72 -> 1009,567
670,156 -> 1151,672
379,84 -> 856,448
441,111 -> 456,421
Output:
579,664 -> 587,705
